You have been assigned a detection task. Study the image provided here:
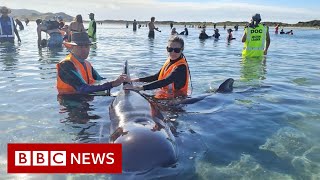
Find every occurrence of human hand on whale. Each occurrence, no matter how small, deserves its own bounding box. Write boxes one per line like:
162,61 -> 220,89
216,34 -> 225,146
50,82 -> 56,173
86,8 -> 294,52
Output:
111,74 -> 130,87
122,77 -> 144,91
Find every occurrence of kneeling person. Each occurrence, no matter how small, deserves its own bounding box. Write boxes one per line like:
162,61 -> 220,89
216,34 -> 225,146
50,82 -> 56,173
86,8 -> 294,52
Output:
56,32 -> 127,94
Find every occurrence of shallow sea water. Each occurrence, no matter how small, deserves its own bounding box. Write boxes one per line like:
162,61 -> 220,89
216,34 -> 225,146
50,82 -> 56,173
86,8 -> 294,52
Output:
0,23 -> 319,179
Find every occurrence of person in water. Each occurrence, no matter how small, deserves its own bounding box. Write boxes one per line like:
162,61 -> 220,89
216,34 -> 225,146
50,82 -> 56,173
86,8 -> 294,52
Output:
179,25 -> 188,35
15,19 -> 24,30
199,28 -> 209,39
57,16 -> 65,29
286,30 -> 293,35
280,29 -> 285,34
37,19 -> 63,48
213,28 -> 220,39
133,19 -> 137,31
87,13 -> 97,41
242,13 -> 270,57
171,27 -> 178,35
56,32 -> 128,94
0,6 -> 21,43
227,28 -> 236,41
125,36 -> 191,99
68,14 -> 85,41
25,18 -> 29,26
275,24 -> 279,34
148,17 -> 161,38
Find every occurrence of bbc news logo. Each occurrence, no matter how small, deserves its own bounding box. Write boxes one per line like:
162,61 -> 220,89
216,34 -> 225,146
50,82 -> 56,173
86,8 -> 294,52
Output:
8,143 -> 122,173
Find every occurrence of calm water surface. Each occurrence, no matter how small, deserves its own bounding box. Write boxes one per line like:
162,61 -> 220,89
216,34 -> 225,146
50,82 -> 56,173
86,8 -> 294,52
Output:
0,23 -> 319,179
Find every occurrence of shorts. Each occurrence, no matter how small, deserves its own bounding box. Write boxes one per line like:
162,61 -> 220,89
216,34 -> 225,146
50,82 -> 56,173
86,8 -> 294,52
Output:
48,32 -> 63,48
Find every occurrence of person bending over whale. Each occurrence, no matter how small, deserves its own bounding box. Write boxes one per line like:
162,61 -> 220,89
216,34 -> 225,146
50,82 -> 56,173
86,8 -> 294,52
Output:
126,36 -> 191,99
56,32 -> 128,94
37,19 -> 63,48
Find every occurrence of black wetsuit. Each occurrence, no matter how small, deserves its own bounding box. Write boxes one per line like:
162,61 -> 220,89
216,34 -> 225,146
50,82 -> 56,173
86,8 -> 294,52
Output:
58,59 -> 113,94
139,56 -> 187,91
213,32 -> 220,39
184,28 -> 188,35
199,32 -> 209,39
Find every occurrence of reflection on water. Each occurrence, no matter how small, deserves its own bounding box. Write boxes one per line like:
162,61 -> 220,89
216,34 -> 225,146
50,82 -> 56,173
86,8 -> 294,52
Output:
57,94 -> 101,142
240,57 -> 267,82
58,94 -> 100,124
0,44 -> 19,71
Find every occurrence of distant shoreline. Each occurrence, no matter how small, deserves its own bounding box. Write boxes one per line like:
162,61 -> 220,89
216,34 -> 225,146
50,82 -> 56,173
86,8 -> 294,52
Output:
8,8 -> 320,28
87,20 -> 320,28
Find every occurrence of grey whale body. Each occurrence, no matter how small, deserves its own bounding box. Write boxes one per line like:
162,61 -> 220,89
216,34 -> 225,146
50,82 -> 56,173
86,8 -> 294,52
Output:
109,89 -> 177,172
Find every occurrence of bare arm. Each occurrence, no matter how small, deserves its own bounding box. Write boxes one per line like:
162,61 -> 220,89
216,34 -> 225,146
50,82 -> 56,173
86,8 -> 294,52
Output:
13,21 -> 21,42
37,26 -> 42,47
264,27 -> 270,55
241,31 -> 247,43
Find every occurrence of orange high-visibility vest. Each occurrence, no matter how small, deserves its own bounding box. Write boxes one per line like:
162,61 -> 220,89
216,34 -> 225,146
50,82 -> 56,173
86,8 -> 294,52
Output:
156,57 -> 189,99
56,54 -> 95,94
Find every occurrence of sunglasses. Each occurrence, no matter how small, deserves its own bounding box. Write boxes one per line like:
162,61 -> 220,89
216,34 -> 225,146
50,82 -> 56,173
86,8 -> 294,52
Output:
167,47 -> 182,53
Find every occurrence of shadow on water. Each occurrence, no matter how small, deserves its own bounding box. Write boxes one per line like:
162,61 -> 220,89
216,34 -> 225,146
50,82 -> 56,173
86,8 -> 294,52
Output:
0,44 -> 19,71
57,94 -> 101,142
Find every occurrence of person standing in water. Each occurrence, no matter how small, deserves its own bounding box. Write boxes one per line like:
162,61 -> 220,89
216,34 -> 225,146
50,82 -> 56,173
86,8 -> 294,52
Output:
275,24 -> 279,34
56,32 -> 128,94
148,17 -> 161,38
0,6 -> 21,43
242,13 -> 270,57
87,13 -> 97,41
68,14 -> 86,41
15,19 -> 24,30
133,19 -> 137,31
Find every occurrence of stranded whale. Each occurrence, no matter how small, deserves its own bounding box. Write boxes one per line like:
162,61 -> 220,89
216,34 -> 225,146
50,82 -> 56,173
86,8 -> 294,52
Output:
109,61 -> 177,172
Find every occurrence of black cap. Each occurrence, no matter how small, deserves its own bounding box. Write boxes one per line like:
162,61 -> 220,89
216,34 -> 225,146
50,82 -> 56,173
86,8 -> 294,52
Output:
252,13 -> 261,21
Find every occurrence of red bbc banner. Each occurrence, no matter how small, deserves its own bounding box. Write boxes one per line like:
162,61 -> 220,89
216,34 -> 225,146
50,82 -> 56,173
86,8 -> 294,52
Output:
7,143 -> 122,173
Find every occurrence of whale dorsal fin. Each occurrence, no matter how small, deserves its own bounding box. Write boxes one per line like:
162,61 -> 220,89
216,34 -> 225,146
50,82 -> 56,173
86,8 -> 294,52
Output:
123,60 -> 132,86
216,78 -> 234,93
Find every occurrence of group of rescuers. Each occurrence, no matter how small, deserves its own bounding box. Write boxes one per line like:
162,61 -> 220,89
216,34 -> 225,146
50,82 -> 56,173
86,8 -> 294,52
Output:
0,8 -> 270,99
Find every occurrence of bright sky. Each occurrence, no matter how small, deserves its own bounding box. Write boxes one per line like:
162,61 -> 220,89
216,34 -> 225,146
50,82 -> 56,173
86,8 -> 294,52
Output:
1,0 -> 319,23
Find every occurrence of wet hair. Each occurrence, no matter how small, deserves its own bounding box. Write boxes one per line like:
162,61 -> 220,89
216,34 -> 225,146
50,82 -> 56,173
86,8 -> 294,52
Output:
168,36 -> 184,49
75,14 -> 83,23
151,17 -> 155,21
36,19 -> 42,25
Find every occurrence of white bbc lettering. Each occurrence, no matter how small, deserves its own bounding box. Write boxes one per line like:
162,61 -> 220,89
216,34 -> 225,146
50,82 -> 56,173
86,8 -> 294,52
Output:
15,151 -> 31,166
50,151 -> 66,166
33,151 -> 49,166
